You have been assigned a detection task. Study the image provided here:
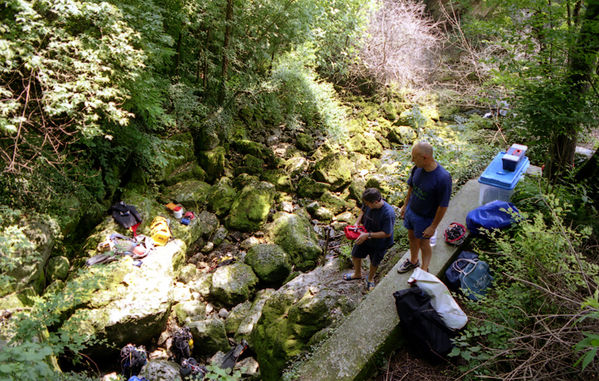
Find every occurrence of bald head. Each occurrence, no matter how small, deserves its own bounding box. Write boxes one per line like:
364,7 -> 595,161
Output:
413,141 -> 433,158
411,141 -> 437,170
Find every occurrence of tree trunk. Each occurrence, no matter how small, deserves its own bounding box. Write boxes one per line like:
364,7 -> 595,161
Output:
545,0 -> 599,181
219,0 -> 234,104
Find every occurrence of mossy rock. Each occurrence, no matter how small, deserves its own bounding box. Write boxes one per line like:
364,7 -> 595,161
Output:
188,317 -> 230,356
226,181 -> 276,232
206,177 -> 237,217
319,191 -> 347,215
235,154 -> 264,176
348,133 -> 383,158
164,162 -> 207,186
210,263 -> 259,307
46,256 -> 70,282
381,101 -> 400,121
261,169 -> 292,192
296,133 -> 315,152
267,212 -> 322,271
225,301 -> 253,335
297,177 -> 329,198
164,180 -> 211,211
388,125 -> 417,145
284,155 -> 309,177
198,146 -> 226,181
399,105 -> 439,129
231,139 -> 275,162
244,244 -> 291,286
313,153 -> 352,191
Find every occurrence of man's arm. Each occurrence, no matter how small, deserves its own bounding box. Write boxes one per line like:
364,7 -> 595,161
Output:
423,206 -> 448,238
400,186 -> 412,219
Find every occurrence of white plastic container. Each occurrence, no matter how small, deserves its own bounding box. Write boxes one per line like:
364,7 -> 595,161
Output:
478,152 -> 530,205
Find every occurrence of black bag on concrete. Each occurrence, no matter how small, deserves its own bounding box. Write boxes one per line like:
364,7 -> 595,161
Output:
393,286 -> 453,363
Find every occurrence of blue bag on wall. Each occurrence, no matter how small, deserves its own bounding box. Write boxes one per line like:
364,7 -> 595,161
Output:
466,200 -> 520,235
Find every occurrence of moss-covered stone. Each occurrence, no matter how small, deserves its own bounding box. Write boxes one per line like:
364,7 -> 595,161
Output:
284,155 -> 309,177
348,133 -> 383,158
236,288 -> 274,343
244,244 -> 291,286
313,153 -> 352,190
319,191 -> 347,215
210,263 -> 259,307
164,162 -> 207,186
206,177 -> 237,217
388,125 -> 417,145
164,180 -> 211,212
297,176 -> 330,198
226,181 -> 275,232
296,133 -> 315,152
235,154 -> 264,176
261,170 -> 292,192
231,139 -> 275,162
225,301 -> 252,335
188,317 -> 230,356
267,212 -> 322,271
46,256 -> 69,282
198,146 -> 226,181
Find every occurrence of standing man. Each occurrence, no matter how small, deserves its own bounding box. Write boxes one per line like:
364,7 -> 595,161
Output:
343,188 -> 395,291
397,142 -> 452,273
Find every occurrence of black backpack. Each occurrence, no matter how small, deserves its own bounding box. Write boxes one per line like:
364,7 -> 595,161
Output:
393,286 -> 453,363
172,327 -> 193,364
120,343 -> 147,378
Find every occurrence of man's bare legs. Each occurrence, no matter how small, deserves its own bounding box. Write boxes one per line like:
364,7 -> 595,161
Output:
352,257 -> 363,279
407,229 -> 432,272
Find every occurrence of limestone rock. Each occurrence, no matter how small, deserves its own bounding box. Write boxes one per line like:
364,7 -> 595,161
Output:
61,240 -> 187,353
226,181 -> 275,232
235,288 -> 274,343
348,133 -> 383,157
188,317 -> 230,356
297,176 -> 329,198
210,263 -> 259,307
225,301 -> 252,335
313,153 -> 352,190
244,244 -> 291,286
139,359 -> 182,381
207,177 -> 237,217
267,212 -> 322,271
164,180 -> 211,211
198,146 -> 226,181
319,191 -> 347,215
388,125 -> 417,145
46,256 -> 70,283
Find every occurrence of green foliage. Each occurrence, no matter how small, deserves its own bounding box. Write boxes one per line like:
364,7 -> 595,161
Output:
449,182 -> 599,379
204,364 -> 242,380
337,242 -> 353,271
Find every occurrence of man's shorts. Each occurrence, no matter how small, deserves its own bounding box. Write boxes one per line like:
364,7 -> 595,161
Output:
351,242 -> 387,267
403,207 -> 434,239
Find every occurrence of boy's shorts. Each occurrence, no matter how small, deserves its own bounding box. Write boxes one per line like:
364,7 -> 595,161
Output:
351,242 -> 387,267
403,207 -> 434,239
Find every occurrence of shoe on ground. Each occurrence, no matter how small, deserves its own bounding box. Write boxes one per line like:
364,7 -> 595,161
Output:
365,279 -> 376,292
397,258 -> 420,273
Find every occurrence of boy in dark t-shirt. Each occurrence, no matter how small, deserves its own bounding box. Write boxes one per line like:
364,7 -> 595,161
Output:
398,142 -> 452,273
343,188 -> 396,291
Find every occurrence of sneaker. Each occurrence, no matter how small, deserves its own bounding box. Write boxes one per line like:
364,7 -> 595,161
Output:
397,258 -> 420,273
430,229 -> 438,247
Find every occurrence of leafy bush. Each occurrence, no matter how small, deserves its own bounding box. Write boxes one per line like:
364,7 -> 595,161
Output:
449,183 -> 599,379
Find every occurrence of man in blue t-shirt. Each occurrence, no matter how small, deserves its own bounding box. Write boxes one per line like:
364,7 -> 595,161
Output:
398,142 -> 452,273
343,188 -> 395,292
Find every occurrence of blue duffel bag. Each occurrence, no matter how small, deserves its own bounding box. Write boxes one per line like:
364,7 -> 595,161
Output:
445,251 -> 479,291
466,200 -> 520,236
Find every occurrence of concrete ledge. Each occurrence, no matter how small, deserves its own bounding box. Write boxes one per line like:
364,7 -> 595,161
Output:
295,179 -> 482,381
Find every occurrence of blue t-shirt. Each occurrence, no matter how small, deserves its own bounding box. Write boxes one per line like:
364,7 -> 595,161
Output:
407,163 -> 452,218
361,200 -> 396,251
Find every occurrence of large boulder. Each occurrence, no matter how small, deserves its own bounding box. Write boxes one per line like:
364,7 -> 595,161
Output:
297,176 -> 329,198
188,316 -> 230,356
198,146 -> 226,182
164,162 -> 207,186
387,125 -> 417,145
46,256 -> 70,283
206,177 -> 237,217
348,133 -> 383,157
244,244 -> 291,286
139,359 -> 182,381
251,265 -> 362,381
61,239 -> 187,356
267,212 -> 322,271
0,208 -> 61,296
225,301 -> 252,335
226,181 -> 275,232
169,210 -> 220,250
235,288 -> 274,344
319,191 -> 347,215
164,180 -> 211,211
313,153 -> 352,190
210,263 -> 259,307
